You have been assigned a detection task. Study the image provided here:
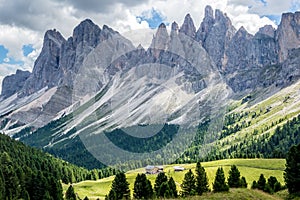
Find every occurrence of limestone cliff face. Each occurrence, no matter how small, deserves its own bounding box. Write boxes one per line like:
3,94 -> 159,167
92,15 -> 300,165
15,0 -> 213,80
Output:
276,12 -> 300,62
1,70 -> 31,98
22,30 -> 65,96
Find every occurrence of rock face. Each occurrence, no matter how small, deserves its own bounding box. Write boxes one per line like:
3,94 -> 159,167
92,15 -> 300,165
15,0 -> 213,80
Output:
196,6 -> 236,70
1,70 -> 31,98
22,30 -> 66,96
276,12 -> 300,62
1,6 -> 300,132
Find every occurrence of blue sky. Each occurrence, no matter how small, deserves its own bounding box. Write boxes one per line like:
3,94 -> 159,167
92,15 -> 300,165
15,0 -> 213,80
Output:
137,8 -> 169,29
0,45 -> 24,65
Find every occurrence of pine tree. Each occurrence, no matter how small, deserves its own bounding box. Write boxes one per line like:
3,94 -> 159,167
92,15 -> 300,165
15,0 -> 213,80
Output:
181,169 -> 196,196
228,165 -> 241,188
65,185 -> 77,200
257,174 -> 266,190
133,173 -> 153,199
158,182 -> 171,198
240,176 -> 247,188
195,162 -> 209,195
213,167 -> 229,192
168,177 -> 178,198
145,179 -> 154,199
110,172 -> 130,200
251,180 -> 258,189
83,196 -> 89,200
106,189 -> 116,200
154,172 -> 168,196
284,143 -> 300,195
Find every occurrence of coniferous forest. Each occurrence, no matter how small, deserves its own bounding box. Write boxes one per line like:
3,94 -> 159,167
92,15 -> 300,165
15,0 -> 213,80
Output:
0,133 -> 117,199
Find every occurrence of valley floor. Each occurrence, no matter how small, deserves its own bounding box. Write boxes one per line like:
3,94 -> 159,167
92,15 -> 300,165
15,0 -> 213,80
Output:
63,158 -> 289,199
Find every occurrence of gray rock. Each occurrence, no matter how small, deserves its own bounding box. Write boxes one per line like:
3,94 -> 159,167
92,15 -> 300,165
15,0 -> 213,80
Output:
1,70 -> 31,98
21,29 -> 66,96
276,12 -> 300,62
179,14 -> 196,38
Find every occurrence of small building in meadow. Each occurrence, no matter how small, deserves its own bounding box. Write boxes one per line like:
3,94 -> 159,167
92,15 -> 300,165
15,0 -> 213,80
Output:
145,165 -> 164,174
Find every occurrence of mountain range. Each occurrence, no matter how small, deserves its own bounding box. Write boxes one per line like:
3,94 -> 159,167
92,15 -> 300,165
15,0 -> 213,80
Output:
0,5 -> 300,169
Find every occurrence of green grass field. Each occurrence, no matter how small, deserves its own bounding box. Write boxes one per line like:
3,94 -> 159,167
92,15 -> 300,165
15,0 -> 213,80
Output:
63,158 -> 287,200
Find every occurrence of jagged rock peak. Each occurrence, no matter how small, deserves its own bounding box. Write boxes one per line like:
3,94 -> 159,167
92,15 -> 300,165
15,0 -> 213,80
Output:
235,26 -> 253,39
215,9 -> 232,26
73,18 -> 101,46
171,21 -> 179,32
257,25 -> 275,38
44,29 -> 65,45
179,13 -> 196,37
155,23 -> 169,38
159,23 -> 166,29
204,5 -> 214,19
1,70 -> 31,98
150,23 -> 169,51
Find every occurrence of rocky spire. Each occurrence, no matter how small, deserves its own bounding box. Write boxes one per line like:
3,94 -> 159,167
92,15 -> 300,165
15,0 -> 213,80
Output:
196,5 -> 215,42
73,19 -> 101,48
179,14 -> 196,38
21,29 -> 66,95
150,23 -> 169,51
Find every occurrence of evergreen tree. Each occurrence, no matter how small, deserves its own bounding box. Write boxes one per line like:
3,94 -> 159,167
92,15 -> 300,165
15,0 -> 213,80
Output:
66,185 -> 77,200
154,172 -> 168,196
257,174 -> 266,190
251,180 -> 258,189
83,196 -> 89,200
213,167 -> 229,192
168,177 -> 178,198
158,182 -> 171,198
110,172 -> 130,200
195,162 -> 209,195
240,176 -> 247,188
228,165 -> 241,188
133,173 -> 153,199
267,176 -> 278,191
106,189 -> 116,200
181,169 -> 196,196
145,179 -> 154,199
284,143 -> 300,195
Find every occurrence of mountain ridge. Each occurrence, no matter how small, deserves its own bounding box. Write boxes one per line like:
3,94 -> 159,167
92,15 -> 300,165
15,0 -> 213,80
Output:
0,5 -> 299,169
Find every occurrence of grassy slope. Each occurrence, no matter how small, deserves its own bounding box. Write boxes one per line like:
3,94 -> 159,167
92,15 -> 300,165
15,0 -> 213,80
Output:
218,80 -> 300,151
63,159 -> 286,200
